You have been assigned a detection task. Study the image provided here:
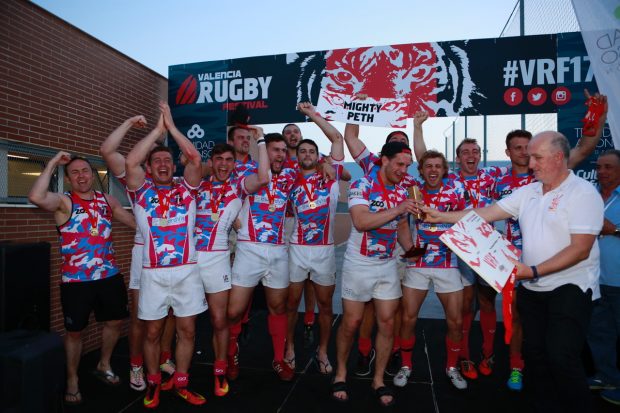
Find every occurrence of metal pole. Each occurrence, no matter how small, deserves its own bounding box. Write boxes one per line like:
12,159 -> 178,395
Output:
483,115 -> 488,167
452,121 -> 456,170
464,116 -> 468,138
520,0 -> 526,130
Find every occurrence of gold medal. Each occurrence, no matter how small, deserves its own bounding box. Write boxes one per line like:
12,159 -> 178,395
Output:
211,212 -> 220,221
89,227 -> 99,236
160,218 -> 168,226
429,224 -> 437,232
268,204 -> 276,212
309,201 -> 317,209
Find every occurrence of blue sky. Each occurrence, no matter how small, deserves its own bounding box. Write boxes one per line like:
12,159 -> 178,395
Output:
32,0 -> 529,161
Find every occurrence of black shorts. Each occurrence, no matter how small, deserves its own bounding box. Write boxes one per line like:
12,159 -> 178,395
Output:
60,274 -> 129,332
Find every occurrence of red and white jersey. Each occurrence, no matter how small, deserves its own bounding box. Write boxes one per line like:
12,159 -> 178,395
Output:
289,162 -> 343,246
346,168 -> 408,259
195,175 -> 244,252
493,168 -> 535,249
58,191 -> 119,282
408,178 -> 466,269
131,179 -> 197,268
448,166 -> 507,209
237,167 -> 297,244
353,147 -> 417,189
235,157 -> 258,179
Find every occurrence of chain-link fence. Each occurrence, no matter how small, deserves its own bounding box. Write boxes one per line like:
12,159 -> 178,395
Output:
443,0 -> 581,165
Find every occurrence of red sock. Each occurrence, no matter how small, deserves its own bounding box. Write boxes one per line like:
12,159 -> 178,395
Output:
460,312 -> 473,359
159,351 -> 172,365
510,352 -> 524,370
130,354 -> 143,368
446,337 -> 461,369
480,309 -> 497,358
242,296 -> 253,324
400,337 -> 415,368
214,359 -> 227,376
392,335 -> 402,353
174,372 -> 189,389
147,373 -> 162,385
358,336 -> 372,357
228,321 -> 242,356
303,311 -> 315,326
267,314 -> 287,362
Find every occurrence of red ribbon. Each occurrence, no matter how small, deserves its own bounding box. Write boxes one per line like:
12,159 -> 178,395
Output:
376,172 -> 392,209
501,268 -> 517,344
71,192 -> 99,234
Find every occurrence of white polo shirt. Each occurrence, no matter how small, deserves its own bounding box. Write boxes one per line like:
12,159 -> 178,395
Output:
497,171 -> 603,298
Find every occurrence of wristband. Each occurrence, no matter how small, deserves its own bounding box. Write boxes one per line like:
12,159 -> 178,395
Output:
257,138 -> 265,145
530,265 -> 539,281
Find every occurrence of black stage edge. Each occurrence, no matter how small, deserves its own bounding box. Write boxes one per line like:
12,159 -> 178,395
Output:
60,311 -> 616,413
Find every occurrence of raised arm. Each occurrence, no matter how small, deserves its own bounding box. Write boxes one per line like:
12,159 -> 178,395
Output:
100,115 -> 147,177
412,110 -> 428,161
298,102 -> 344,156
567,90 -> 608,170
343,123 -> 368,159
125,114 -> 165,191
242,127 -> 270,194
160,101 -> 201,187
28,151 -> 72,219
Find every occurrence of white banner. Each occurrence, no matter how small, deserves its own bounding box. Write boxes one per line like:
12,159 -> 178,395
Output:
571,0 -> 620,149
440,211 -> 521,292
316,91 -> 409,128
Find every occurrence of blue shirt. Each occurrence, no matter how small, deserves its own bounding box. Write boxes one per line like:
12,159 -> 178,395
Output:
600,186 -> 620,287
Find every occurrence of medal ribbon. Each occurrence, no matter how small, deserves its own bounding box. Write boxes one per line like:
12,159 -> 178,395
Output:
460,171 -> 480,208
209,178 -> 229,215
154,186 -> 170,219
422,186 -> 443,209
266,174 -> 279,207
71,192 -> 99,234
376,172 -> 392,209
298,172 -> 317,206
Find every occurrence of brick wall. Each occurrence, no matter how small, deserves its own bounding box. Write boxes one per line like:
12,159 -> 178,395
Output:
0,0 -> 168,352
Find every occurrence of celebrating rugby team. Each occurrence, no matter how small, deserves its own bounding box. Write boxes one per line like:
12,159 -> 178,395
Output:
28,90 -> 616,412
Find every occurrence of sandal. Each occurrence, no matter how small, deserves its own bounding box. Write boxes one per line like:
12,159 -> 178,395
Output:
331,380 -> 348,403
283,354 -> 296,370
64,390 -> 83,405
374,385 -> 396,407
92,369 -> 121,387
314,353 -> 333,375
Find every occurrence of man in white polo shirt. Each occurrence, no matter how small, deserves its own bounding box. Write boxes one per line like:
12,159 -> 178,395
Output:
421,131 -> 603,413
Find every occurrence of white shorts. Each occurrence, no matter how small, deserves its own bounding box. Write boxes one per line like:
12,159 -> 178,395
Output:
197,250 -> 232,294
289,244 -> 336,286
232,242 -> 289,289
394,243 -> 406,281
138,264 -> 208,320
129,244 -> 143,290
403,267 -> 463,293
341,252 -> 401,302
458,258 -> 477,287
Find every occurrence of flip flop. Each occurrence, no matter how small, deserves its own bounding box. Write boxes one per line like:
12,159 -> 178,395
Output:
314,353 -> 333,375
92,369 -> 121,387
374,385 -> 396,407
283,354 -> 295,370
64,390 -> 83,405
331,380 -> 349,403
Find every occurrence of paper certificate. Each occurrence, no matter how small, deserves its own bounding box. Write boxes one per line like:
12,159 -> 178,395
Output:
440,211 -> 521,292
316,91 -> 409,128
